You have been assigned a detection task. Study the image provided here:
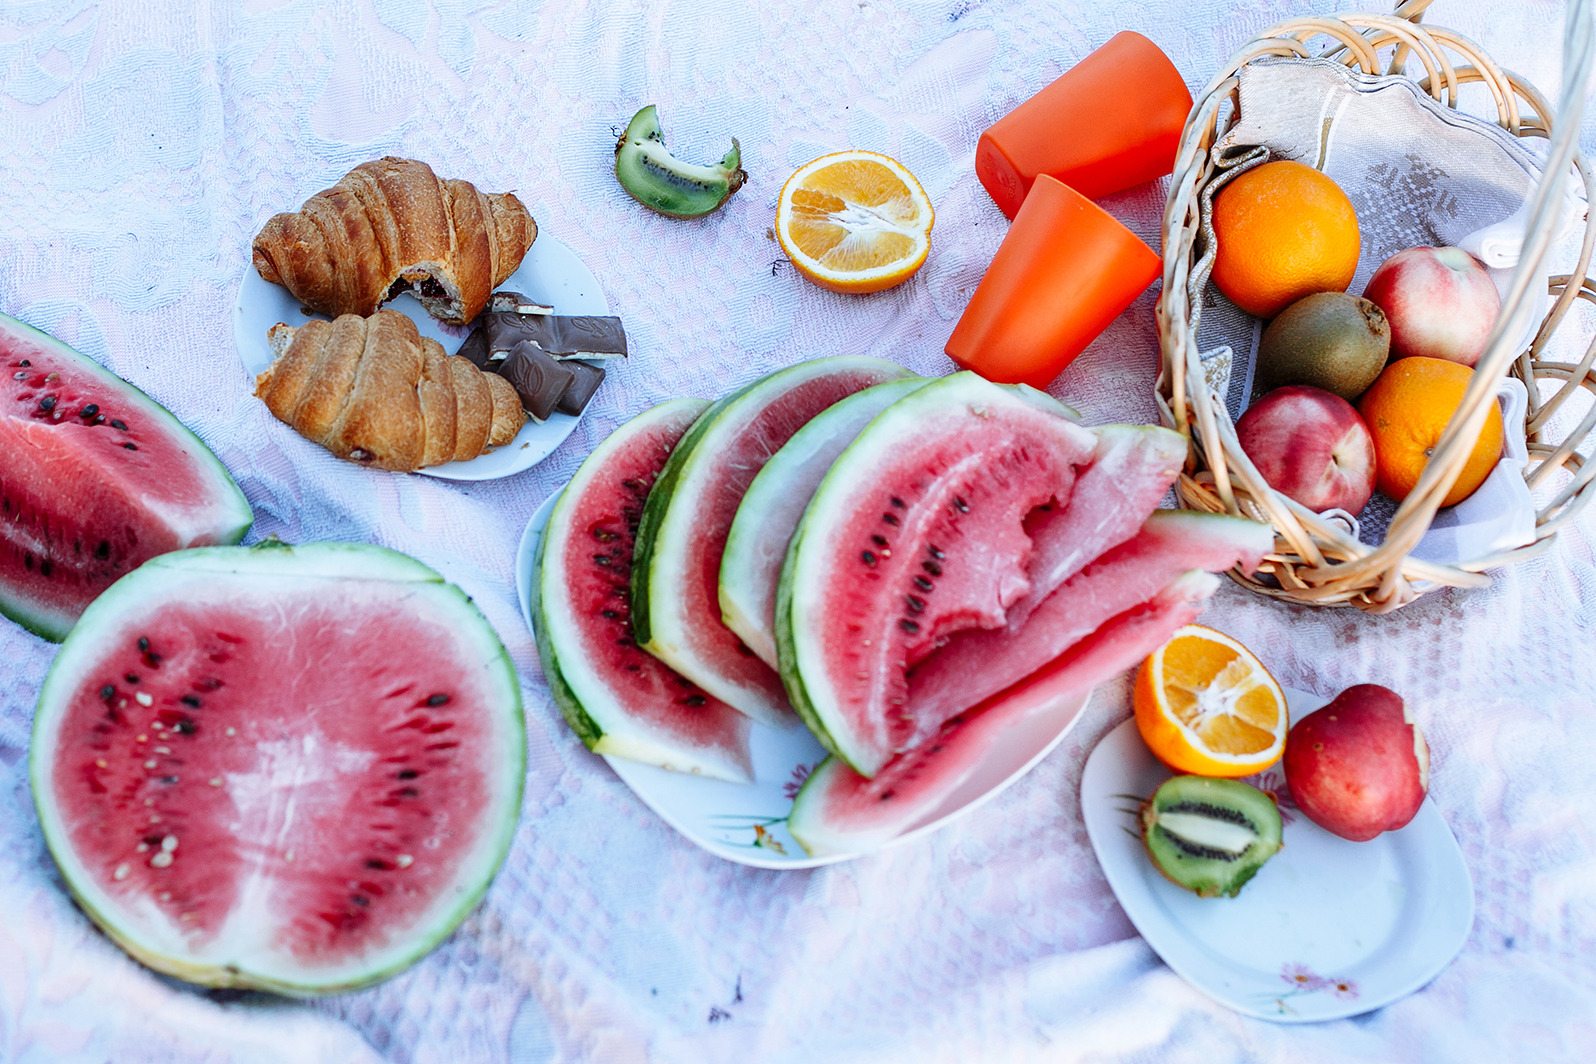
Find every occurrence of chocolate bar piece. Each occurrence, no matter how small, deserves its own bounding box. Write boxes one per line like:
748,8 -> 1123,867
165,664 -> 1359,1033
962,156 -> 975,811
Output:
556,360 -> 606,417
455,323 -> 491,369
481,313 -> 628,362
499,341 -> 576,423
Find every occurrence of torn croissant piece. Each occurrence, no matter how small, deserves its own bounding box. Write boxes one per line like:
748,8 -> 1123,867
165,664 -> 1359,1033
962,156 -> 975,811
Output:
252,157 -> 537,324
255,309 -> 525,471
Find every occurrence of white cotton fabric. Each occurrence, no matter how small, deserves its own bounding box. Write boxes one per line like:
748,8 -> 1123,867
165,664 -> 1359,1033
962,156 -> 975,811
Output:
0,2 -> 1593,1062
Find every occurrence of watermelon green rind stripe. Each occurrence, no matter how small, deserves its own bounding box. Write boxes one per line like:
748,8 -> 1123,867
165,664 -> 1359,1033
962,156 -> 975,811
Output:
29,541 -> 525,997
628,382 -> 756,649
530,516 -> 606,750
0,311 -> 254,642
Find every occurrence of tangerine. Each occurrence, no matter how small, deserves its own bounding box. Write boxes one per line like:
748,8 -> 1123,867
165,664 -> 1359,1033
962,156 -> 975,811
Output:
1210,160 -> 1361,319
775,151 -> 934,294
1357,357 -> 1504,506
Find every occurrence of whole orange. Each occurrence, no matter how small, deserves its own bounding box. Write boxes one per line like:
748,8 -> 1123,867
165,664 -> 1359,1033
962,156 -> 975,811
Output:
1357,357 -> 1504,506
1210,160 -> 1361,319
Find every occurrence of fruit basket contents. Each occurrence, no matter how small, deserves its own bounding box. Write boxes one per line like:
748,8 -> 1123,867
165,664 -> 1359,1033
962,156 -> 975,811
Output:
529,364 -> 1275,859
252,157 -> 537,325
255,310 -> 526,471
1157,12 -> 1594,610
30,541 -> 525,995
774,151 -> 935,294
614,104 -> 746,218
0,313 -> 253,642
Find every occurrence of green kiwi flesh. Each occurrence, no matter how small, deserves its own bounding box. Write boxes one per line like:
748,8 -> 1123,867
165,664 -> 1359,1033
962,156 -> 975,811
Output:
1139,775 -> 1283,898
614,105 -> 747,218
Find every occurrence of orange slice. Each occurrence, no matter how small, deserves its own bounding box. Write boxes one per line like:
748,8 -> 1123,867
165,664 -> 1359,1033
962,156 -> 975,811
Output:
775,151 -> 934,294
1133,625 -> 1288,777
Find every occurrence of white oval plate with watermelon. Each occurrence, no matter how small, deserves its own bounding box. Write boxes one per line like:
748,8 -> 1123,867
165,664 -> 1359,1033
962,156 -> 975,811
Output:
233,233 -> 610,481
516,492 -> 1093,869
1081,689 -> 1473,1022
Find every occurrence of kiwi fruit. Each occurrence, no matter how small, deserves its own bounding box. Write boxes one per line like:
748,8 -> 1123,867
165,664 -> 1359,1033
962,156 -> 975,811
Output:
1255,291 -> 1390,401
1139,775 -> 1283,898
614,105 -> 746,218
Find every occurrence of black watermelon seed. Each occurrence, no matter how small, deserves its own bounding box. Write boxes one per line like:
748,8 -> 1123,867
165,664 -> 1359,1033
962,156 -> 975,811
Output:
100,685 -> 116,700
79,404 -> 99,418
173,720 -> 195,735
138,637 -> 149,652
95,540 -> 111,560
878,789 -> 896,802
159,775 -> 179,784
890,496 -> 906,508
899,619 -> 920,633
18,359 -> 28,367
23,552 -> 33,570
685,694 -> 707,707
350,895 -> 369,907
882,513 -> 900,526
906,595 -> 925,612
593,554 -> 611,567
397,769 -> 418,780
929,545 -> 945,559
180,695 -> 201,708
914,576 -> 933,592
124,442 -> 138,451
953,496 -> 969,513
923,560 -> 942,576
871,534 -> 888,547
39,396 -> 56,412
39,560 -> 53,578
125,674 -> 139,684
111,419 -> 128,431
601,609 -> 620,619
426,694 -> 449,706
366,859 -> 386,869
861,550 -> 877,566
143,651 -> 161,667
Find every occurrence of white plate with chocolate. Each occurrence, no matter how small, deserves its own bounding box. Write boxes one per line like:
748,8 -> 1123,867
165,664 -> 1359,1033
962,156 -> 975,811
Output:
235,232 -> 615,481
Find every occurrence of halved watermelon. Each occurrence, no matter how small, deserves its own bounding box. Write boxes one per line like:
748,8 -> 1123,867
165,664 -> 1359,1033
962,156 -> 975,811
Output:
906,511 -> 1273,739
632,357 -> 913,726
1,312 -> 253,641
30,541 -> 524,995
775,372 -> 1103,777
719,377 -> 928,668
533,398 -> 754,783
787,570 -> 1223,856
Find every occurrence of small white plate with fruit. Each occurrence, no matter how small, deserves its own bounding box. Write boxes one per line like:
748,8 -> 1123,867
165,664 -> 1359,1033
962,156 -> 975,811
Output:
1081,684 -> 1473,1023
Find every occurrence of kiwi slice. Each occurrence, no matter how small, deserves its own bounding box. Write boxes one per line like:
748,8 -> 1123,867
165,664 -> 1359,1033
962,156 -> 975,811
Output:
614,105 -> 747,218
1139,776 -> 1283,898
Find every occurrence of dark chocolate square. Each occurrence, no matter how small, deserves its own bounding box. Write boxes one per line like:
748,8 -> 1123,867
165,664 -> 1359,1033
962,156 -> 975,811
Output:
499,340 -> 576,423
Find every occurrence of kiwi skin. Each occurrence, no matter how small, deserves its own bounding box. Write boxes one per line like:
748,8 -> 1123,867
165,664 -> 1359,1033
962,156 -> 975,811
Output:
1255,291 -> 1391,402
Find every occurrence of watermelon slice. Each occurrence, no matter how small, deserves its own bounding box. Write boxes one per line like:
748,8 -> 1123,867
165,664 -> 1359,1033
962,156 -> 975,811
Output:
776,372 -> 1105,777
906,511 -> 1273,739
30,541 -> 524,995
1,312 -> 253,641
533,398 -> 754,783
632,357 -> 913,726
719,377 -> 929,668
787,570 -> 1223,857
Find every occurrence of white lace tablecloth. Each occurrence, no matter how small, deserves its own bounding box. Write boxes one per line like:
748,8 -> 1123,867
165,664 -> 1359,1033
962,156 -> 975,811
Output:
2,2 -> 1593,1061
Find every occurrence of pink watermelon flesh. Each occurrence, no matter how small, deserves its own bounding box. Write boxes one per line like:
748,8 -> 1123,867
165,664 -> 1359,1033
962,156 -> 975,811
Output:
906,511 -> 1272,739
787,570 -> 1222,856
34,547 -> 522,993
535,399 -> 753,782
634,358 -> 912,726
1,315 -> 251,640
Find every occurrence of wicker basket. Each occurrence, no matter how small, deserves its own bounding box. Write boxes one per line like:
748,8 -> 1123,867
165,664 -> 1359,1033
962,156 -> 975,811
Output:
1156,0 -> 1596,612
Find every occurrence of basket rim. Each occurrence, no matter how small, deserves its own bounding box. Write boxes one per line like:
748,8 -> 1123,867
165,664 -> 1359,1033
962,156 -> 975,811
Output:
1154,0 -> 1596,613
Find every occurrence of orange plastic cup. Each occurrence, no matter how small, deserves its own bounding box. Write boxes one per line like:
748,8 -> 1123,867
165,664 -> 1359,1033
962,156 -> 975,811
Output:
945,175 -> 1162,389
976,31 -> 1193,219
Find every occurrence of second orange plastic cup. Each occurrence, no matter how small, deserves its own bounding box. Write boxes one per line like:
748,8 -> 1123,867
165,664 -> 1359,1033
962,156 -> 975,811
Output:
976,31 -> 1193,219
945,175 -> 1162,390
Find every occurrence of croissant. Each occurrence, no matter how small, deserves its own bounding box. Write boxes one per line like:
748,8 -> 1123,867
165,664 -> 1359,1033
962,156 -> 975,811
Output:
252,157 -> 537,325
255,309 -> 526,471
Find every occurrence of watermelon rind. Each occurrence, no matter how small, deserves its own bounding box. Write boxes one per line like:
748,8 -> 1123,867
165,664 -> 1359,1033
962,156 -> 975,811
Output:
0,311 -> 253,642
29,541 -> 525,996
632,356 -> 914,726
532,397 -> 755,783
719,376 -> 929,668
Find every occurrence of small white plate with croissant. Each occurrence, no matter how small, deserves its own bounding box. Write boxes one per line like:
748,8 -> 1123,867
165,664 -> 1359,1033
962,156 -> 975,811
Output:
235,232 -> 610,481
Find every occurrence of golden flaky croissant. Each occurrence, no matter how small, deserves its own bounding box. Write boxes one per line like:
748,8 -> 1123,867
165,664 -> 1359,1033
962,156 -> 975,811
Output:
252,157 -> 537,324
255,310 -> 526,471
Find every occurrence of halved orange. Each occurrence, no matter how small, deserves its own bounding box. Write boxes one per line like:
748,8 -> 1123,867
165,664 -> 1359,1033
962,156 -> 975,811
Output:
1133,625 -> 1288,777
775,150 -> 934,294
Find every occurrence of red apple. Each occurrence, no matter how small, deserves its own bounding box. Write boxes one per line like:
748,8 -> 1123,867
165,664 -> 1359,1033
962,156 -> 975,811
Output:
1235,385 -> 1377,515
1283,684 -> 1430,842
1362,246 -> 1501,367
